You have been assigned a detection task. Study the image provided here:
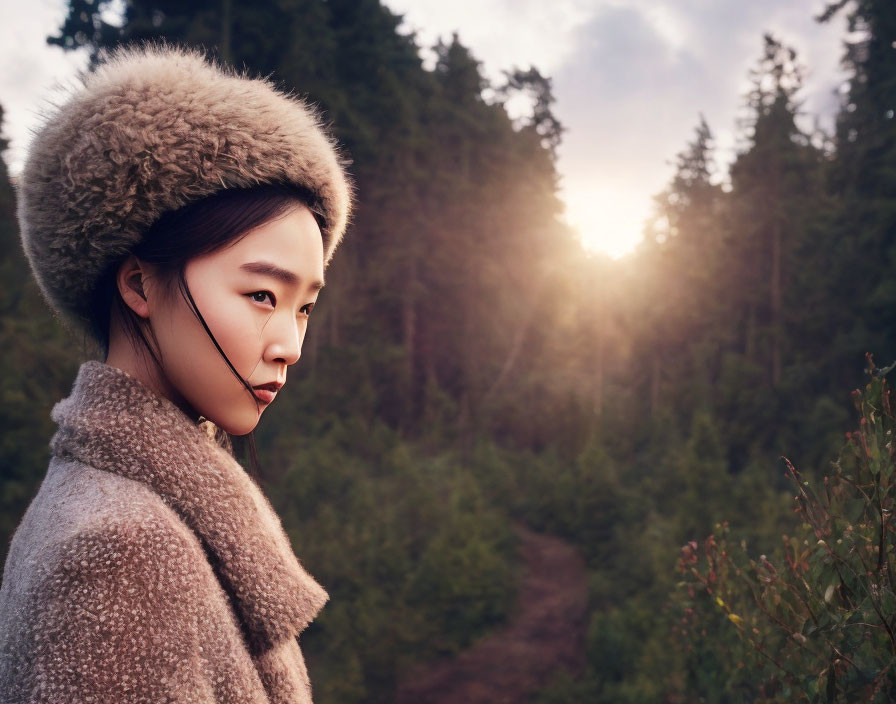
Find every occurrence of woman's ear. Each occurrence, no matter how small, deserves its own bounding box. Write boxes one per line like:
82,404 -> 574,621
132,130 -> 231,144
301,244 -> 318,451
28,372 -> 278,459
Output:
116,255 -> 151,319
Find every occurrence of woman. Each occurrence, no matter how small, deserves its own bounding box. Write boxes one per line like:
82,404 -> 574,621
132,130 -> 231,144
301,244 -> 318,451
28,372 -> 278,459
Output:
0,42 -> 352,703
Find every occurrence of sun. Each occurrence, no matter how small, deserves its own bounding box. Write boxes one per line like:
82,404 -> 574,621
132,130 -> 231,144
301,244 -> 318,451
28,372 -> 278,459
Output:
562,186 -> 648,259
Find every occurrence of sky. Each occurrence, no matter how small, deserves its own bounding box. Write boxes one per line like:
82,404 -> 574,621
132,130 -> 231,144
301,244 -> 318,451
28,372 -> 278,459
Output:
0,0 -> 850,258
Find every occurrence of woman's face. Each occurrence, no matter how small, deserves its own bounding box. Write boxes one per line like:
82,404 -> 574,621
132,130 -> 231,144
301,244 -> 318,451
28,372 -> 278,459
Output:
144,205 -> 325,435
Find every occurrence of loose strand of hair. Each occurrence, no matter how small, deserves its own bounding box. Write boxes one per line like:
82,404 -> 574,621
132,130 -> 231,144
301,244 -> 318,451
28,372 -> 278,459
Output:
177,271 -> 265,483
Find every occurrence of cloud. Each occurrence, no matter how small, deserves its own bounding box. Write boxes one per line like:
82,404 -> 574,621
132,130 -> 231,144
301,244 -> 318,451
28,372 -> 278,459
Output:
552,4 -> 714,249
386,0 -> 596,78
0,0 -> 89,175
551,1 -> 848,252
556,4 -> 710,175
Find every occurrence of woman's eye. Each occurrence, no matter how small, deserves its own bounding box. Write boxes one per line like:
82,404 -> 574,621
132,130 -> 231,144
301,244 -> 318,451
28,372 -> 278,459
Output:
249,291 -> 275,306
300,302 -> 315,317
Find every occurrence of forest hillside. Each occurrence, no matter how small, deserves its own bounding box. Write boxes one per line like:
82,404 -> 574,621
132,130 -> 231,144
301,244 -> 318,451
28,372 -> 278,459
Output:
1,0 -> 895,701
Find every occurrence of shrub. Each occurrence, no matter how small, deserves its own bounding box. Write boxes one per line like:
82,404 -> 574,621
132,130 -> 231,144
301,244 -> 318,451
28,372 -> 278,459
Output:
676,355 -> 896,702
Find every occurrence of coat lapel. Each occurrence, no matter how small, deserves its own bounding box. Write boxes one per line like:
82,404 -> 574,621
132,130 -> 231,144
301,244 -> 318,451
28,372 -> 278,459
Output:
49,361 -> 328,655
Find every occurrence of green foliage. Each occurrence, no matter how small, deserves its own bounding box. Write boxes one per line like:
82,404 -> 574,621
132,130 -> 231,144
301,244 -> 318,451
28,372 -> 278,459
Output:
0,271 -> 84,564
269,420 -> 515,703
4,0 -> 896,701
676,356 -> 896,702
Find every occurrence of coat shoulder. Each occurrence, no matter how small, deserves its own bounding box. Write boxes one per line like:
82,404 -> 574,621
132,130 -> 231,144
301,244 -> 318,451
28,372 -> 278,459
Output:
0,458 -> 216,702
4,455 -> 205,581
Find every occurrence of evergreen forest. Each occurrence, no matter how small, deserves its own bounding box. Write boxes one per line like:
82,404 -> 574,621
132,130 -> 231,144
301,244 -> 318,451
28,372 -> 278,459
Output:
2,0 -> 896,701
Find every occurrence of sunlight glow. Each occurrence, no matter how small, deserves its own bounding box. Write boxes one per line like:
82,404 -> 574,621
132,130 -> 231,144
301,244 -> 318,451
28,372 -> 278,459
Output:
562,185 -> 648,259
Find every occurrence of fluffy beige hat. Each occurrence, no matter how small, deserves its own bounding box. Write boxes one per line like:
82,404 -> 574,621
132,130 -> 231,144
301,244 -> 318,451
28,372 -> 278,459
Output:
16,42 -> 353,334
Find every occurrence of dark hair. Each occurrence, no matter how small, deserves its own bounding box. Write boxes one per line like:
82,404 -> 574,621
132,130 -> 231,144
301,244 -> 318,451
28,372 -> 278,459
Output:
89,183 -> 325,481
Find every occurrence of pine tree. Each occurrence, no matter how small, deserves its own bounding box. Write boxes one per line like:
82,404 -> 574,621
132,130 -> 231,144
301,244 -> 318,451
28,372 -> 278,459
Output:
727,34 -> 821,388
818,0 -> 896,371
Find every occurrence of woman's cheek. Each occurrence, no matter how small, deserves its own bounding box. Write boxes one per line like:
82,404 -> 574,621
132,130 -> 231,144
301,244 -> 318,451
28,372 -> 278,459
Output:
221,308 -> 266,376
197,294 -> 252,367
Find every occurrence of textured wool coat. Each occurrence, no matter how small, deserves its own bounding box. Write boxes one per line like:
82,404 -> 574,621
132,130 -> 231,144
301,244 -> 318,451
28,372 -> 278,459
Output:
0,361 -> 328,703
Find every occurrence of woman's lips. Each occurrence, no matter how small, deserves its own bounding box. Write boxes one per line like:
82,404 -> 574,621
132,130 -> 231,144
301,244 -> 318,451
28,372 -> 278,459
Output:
252,382 -> 283,404
253,388 -> 277,404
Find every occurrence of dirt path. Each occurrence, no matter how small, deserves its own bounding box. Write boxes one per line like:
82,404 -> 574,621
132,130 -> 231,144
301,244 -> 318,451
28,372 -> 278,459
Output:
396,523 -> 588,704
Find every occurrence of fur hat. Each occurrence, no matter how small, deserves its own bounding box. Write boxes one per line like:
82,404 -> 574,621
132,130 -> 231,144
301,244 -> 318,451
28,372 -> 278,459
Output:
16,42 -> 353,336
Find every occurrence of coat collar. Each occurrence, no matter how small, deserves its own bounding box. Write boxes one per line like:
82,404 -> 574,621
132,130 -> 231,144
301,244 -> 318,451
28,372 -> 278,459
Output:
49,360 -> 328,655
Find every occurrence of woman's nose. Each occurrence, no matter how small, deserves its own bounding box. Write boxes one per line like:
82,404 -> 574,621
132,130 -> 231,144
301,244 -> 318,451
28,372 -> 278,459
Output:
265,315 -> 303,365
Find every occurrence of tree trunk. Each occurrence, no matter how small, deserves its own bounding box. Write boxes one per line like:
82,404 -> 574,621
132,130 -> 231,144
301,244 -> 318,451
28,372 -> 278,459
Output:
422,337 -> 438,424
745,302 -> 756,362
770,221 -> 782,386
481,272 -> 548,405
307,317 -> 319,370
403,257 -> 418,422
650,352 -> 660,418
328,288 -> 340,347
592,333 -> 604,420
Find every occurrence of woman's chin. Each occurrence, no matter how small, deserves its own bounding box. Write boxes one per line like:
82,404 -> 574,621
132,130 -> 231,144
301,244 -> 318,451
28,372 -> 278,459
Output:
222,421 -> 260,437
206,409 -> 262,437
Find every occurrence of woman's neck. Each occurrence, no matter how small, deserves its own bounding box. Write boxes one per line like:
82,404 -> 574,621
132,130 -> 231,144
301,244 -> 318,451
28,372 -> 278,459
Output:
105,322 -> 200,423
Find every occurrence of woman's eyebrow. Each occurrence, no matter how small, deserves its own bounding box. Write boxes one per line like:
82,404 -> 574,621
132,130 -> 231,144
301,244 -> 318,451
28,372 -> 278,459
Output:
239,261 -> 325,291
